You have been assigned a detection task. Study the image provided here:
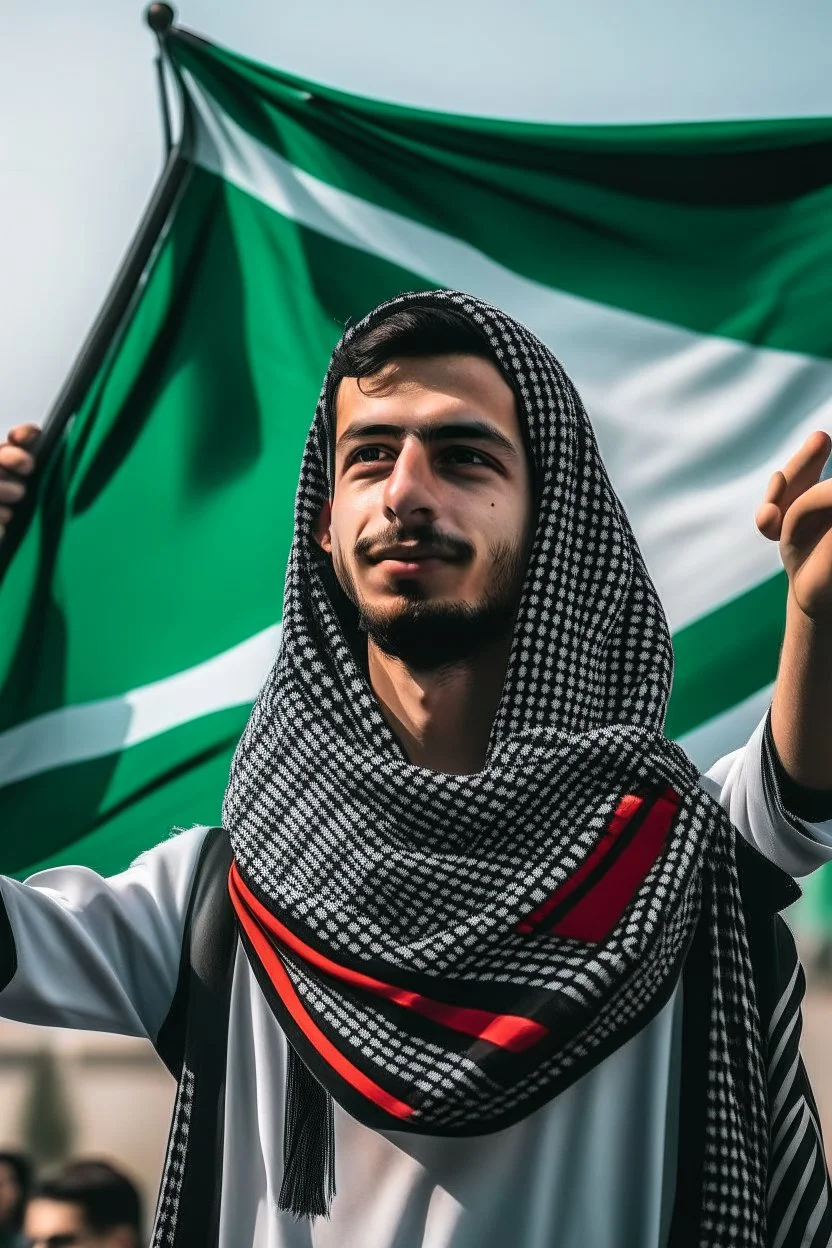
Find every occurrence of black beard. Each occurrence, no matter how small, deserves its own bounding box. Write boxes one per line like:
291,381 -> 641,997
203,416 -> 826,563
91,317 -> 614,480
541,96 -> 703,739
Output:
361,596 -> 518,671
334,538 -> 526,674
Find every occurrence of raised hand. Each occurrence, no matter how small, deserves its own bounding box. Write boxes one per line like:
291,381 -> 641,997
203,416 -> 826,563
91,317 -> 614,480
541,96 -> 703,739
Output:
756,430 -> 832,621
0,425 -> 40,538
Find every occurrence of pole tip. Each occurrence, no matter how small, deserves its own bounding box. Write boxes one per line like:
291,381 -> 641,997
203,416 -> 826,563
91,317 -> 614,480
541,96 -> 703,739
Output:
145,3 -> 176,34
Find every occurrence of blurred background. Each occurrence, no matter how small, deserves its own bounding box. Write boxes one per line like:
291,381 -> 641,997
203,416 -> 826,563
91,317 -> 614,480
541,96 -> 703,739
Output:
2,0 -> 832,1231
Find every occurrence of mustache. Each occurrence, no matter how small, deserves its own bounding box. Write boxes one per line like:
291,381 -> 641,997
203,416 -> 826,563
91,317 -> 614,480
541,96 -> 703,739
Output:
354,523 -> 475,565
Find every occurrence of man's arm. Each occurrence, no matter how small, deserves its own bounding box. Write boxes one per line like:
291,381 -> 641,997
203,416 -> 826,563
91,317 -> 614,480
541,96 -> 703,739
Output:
0,428 -> 211,1039
757,430 -> 832,790
0,826 -> 208,1040
701,713 -> 832,877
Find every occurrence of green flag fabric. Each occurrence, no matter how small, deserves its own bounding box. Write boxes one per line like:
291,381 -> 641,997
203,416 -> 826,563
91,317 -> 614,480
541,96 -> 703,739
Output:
1,29 -> 831,879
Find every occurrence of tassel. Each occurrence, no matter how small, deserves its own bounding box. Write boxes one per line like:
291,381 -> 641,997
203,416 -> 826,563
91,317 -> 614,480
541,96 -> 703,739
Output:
278,1043 -> 336,1219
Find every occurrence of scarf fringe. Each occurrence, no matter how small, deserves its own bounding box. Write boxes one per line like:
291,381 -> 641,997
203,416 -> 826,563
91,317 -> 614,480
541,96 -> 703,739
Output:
278,1043 -> 336,1220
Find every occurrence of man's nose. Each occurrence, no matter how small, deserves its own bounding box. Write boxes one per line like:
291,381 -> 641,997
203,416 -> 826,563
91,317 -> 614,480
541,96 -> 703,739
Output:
382,440 -> 438,525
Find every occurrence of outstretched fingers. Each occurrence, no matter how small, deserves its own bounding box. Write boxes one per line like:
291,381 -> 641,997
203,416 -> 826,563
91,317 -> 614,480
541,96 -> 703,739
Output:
755,431 -> 832,541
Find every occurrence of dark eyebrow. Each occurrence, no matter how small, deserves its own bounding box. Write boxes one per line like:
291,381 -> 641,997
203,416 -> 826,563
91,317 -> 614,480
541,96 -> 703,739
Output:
336,420 -> 518,458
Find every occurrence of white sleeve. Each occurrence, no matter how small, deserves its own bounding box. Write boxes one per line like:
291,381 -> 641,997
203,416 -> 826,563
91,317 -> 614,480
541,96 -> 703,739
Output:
698,713 -> 832,878
0,824 -> 210,1041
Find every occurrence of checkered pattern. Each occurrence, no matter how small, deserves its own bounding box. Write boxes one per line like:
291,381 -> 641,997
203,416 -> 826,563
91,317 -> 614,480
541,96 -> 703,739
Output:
223,291 -> 768,1242
151,1065 -> 194,1247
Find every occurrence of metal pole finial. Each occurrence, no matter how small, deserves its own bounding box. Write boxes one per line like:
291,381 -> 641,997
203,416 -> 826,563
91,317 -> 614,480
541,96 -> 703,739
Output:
145,3 -> 176,35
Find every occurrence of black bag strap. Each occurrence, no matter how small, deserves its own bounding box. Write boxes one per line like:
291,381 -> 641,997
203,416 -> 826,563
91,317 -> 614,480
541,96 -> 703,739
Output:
155,825 -> 235,1077
151,826 -> 236,1248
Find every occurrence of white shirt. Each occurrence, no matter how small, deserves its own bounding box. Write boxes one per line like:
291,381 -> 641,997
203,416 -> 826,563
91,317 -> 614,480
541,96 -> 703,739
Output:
2,713 -> 831,1248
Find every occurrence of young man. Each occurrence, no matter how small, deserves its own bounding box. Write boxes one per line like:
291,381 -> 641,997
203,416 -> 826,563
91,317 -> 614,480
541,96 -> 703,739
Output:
24,1159 -> 142,1248
1,290 -> 832,1248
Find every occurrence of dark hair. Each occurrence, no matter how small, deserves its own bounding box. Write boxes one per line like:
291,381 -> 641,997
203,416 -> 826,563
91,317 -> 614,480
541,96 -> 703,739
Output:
326,305 -> 501,419
32,1159 -> 141,1236
0,1151 -> 33,1229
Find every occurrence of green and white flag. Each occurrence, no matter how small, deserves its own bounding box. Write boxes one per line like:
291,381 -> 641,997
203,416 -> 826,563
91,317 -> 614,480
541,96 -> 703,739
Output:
1,28 -> 831,878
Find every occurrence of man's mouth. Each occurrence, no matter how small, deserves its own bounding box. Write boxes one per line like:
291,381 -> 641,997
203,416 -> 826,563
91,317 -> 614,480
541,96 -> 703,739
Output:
371,545 -> 453,573
355,529 -> 474,573
373,544 -> 449,563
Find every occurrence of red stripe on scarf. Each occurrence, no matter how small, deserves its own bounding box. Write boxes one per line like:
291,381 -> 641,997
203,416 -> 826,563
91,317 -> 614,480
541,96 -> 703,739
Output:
517,792 -> 644,933
230,864 -> 547,1054
229,868 -> 415,1120
552,786 -> 679,940
517,788 -> 680,941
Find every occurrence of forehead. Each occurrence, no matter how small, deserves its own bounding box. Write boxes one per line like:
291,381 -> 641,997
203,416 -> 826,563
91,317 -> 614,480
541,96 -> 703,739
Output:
25,1198 -> 87,1234
333,353 -> 521,440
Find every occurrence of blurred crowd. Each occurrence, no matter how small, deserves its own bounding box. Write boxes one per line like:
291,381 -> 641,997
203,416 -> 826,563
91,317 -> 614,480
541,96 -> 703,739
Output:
0,1153 -> 141,1248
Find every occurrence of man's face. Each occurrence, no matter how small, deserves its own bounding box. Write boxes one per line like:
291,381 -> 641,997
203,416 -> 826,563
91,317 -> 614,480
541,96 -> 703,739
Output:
316,353 -> 533,669
24,1199 -> 131,1248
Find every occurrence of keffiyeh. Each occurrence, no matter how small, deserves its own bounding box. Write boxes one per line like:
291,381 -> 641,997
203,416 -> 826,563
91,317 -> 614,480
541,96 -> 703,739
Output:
223,290 -> 768,1242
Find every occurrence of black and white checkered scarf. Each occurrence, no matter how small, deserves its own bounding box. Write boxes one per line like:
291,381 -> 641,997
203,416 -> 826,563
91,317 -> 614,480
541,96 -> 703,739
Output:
223,291 -> 768,1241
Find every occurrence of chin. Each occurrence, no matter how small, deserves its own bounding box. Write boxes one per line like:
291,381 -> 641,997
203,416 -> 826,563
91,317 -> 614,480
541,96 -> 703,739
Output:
386,581 -> 433,604
379,584 -> 475,612
359,596 -> 516,671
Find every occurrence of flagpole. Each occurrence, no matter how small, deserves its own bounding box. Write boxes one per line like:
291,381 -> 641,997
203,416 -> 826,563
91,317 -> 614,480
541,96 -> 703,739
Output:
148,4 -> 176,155
0,4 -> 191,587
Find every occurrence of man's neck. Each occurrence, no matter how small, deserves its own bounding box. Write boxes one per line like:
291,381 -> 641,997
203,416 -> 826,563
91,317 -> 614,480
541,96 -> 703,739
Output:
367,636 -> 512,774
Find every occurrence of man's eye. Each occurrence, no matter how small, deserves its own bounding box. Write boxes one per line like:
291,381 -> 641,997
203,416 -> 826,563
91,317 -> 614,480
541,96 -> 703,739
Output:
443,447 -> 489,466
352,447 -> 391,464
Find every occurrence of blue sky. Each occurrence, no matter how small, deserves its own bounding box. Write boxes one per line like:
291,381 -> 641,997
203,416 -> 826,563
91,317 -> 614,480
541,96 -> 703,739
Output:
3,0 -> 832,426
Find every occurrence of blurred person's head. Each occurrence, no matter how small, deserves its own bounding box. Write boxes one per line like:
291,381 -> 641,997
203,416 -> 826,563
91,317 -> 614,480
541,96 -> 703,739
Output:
24,1160 -> 141,1248
0,1152 -> 32,1234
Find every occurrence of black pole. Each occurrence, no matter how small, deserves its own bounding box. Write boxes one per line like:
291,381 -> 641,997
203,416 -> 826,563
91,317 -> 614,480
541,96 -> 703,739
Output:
148,4 -> 176,156
154,53 -> 173,155
0,5 -> 189,588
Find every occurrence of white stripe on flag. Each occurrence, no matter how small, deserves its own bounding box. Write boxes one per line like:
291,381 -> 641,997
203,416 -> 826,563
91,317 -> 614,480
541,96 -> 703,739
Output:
185,76 -> 832,635
0,624 -> 281,789
0,627 -> 766,791
676,683 -> 774,771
